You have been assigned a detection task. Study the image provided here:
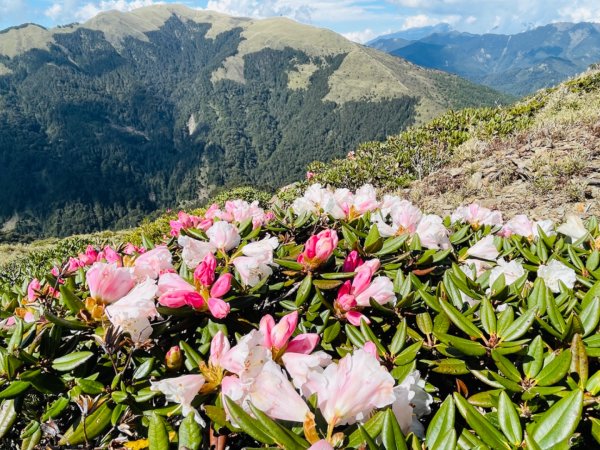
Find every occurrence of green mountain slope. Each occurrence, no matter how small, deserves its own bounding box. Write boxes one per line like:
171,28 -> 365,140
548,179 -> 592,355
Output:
0,5 -> 508,242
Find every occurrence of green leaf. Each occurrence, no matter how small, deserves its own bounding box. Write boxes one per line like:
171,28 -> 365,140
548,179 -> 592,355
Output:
439,300 -> 484,339
133,357 -> 156,380
426,396 -> 455,450
347,411 -> 384,448
273,259 -> 303,271
178,414 -> 202,450
376,235 -> 409,256
20,421 -> 42,450
0,381 -> 30,399
223,396 -> 274,445
358,423 -> 379,450
41,397 -> 69,421
248,403 -> 307,450
59,402 -> 112,445
323,321 -> 341,344
0,399 -> 17,439
7,318 -> 23,353
295,274 -> 313,307
389,319 -> 407,355
454,393 -> 510,450
59,285 -> 85,314
530,390 -> 583,449
148,412 -> 170,450
52,351 -> 93,372
569,334 -> 588,387
498,391 -> 522,446
382,409 -> 408,450
360,321 -> 387,355
436,333 -> 486,356
179,341 -> 202,370
416,312 -> 433,335
523,336 -> 544,380
393,341 -> 422,366
364,224 -> 383,254
580,296 -> 600,337
432,358 -> 470,375
491,350 -> 522,383
535,350 -> 571,386
480,297 -> 497,336
44,310 -> 90,330
499,307 -> 537,342
586,370 -> 600,395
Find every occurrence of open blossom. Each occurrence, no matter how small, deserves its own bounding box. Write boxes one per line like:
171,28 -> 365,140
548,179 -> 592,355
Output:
217,200 -> 269,228
151,374 -> 206,424
538,260 -> 576,293
133,246 -> 173,280
157,272 -> 195,296
392,371 -> 433,437
178,235 -> 216,269
557,215 -> 588,242
488,259 -> 525,287
105,278 -> 159,343
169,211 -> 210,237
500,215 -> 555,239
87,262 -> 135,303
281,351 -> 332,396
451,203 -> 503,228
373,198 -> 422,237
218,330 -> 271,379
297,229 -> 338,270
465,235 -> 499,261
416,215 -> 451,250
350,184 -> 380,216
304,349 -> 395,426
233,256 -> 272,287
207,221 -> 241,251
222,360 -> 310,423
97,246 -> 121,264
241,236 -> 279,264
259,311 -> 319,355
292,184 -> 344,219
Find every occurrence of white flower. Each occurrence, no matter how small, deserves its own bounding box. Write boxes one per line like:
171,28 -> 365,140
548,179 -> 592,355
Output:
178,235 -> 216,269
451,204 -> 502,227
206,221 -> 241,251
281,351 -> 332,397
538,260 -> 576,293
533,219 -> 556,238
392,371 -> 433,438
488,259 -> 525,287
465,235 -> 499,261
132,246 -> 173,281
557,215 -> 587,242
241,236 -> 279,265
105,278 -> 158,343
218,330 -> 271,379
151,374 -> 206,425
416,215 -> 451,250
232,256 -> 273,287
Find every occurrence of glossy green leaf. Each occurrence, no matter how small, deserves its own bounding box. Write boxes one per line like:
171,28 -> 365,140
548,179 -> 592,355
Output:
530,390 -> 583,449
148,412 -> 170,450
52,351 -> 93,372
498,391 -> 522,446
454,393 -> 510,450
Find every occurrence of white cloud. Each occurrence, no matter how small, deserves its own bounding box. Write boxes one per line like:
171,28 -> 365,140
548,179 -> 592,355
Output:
558,6 -> 600,23
205,0 -> 313,22
400,13 -> 459,29
342,27 -> 377,43
43,0 -> 160,23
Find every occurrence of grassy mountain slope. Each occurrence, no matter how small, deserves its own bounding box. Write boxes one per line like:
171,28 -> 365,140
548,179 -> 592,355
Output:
373,22 -> 600,96
3,69 -> 599,278
0,5 -> 508,243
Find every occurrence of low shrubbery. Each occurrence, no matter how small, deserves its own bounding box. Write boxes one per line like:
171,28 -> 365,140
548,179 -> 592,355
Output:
0,184 -> 599,449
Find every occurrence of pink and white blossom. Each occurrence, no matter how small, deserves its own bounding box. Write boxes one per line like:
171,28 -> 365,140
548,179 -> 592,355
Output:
538,260 -> 576,293
133,246 -> 173,280
206,221 -> 241,251
178,235 -> 216,269
87,262 -> 135,303
465,235 -> 499,261
151,374 -> 206,424
451,203 -> 503,228
557,215 -> 588,242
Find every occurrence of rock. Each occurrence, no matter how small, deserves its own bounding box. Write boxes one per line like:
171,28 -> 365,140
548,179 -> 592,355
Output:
468,171 -> 483,189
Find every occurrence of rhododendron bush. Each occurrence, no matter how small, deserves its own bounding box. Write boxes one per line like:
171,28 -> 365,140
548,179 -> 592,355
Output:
0,185 -> 599,449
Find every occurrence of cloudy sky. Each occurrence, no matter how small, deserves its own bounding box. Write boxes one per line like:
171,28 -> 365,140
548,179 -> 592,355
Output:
1,0 -> 600,42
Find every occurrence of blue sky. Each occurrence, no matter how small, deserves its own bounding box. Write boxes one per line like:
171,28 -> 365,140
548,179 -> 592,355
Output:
2,0 -> 600,42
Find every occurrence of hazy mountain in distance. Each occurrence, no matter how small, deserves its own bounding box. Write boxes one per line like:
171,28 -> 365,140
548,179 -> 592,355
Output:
370,22 -> 600,95
0,5 -> 508,241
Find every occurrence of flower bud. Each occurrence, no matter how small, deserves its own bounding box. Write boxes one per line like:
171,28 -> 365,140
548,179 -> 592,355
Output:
165,346 -> 183,371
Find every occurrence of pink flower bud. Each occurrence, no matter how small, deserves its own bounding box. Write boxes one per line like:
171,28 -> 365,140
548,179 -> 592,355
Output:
159,290 -> 204,309
27,279 -> 41,302
271,311 -> 298,349
210,273 -> 233,298
165,346 -> 182,370
342,250 -> 363,272
286,334 -> 320,354
298,229 -> 338,270
306,171 -> 315,180
194,253 -> 217,287
51,267 -> 60,277
208,297 -> 230,319
346,311 -> 370,326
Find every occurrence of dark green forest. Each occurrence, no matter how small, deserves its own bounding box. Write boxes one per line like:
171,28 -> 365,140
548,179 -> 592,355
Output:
0,15 -> 503,241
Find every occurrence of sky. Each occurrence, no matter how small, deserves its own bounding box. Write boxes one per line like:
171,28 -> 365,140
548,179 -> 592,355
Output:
1,0 -> 600,43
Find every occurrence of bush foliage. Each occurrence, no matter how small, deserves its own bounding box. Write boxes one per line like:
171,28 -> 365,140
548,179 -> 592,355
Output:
0,184 -> 599,449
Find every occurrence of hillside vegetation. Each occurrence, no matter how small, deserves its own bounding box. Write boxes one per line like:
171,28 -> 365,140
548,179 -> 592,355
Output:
0,5 -> 508,243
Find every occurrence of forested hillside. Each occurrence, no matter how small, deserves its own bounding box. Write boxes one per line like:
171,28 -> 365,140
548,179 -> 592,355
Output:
0,5 -> 508,242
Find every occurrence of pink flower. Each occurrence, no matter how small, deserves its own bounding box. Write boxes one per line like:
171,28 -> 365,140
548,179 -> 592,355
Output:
78,245 -> 99,265
351,184 -> 380,216
309,441 -> 334,450
157,272 -> 194,297
209,331 -> 231,368
208,298 -> 230,319
219,330 -> 271,378
233,256 -> 273,287
98,246 -> 120,264
159,290 -> 205,309
68,257 -> 85,272
27,279 -> 41,302
259,311 -> 319,355
306,171 -> 315,180
297,229 -> 339,270
220,200 -> 268,228
51,267 -> 61,277
241,236 -> 279,264
304,349 -> 395,426
210,273 -> 233,298
416,215 -> 451,250
342,250 -> 364,272
194,253 -> 217,287
207,221 -> 241,251
363,341 -> 380,360
133,246 -> 173,280
281,351 -> 332,396
87,262 -> 135,303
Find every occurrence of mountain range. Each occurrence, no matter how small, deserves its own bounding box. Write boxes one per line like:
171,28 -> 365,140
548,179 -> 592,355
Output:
0,4 -> 507,242
369,22 -> 600,95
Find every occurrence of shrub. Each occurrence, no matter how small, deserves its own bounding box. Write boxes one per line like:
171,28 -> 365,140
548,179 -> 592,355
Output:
0,185 -> 598,449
